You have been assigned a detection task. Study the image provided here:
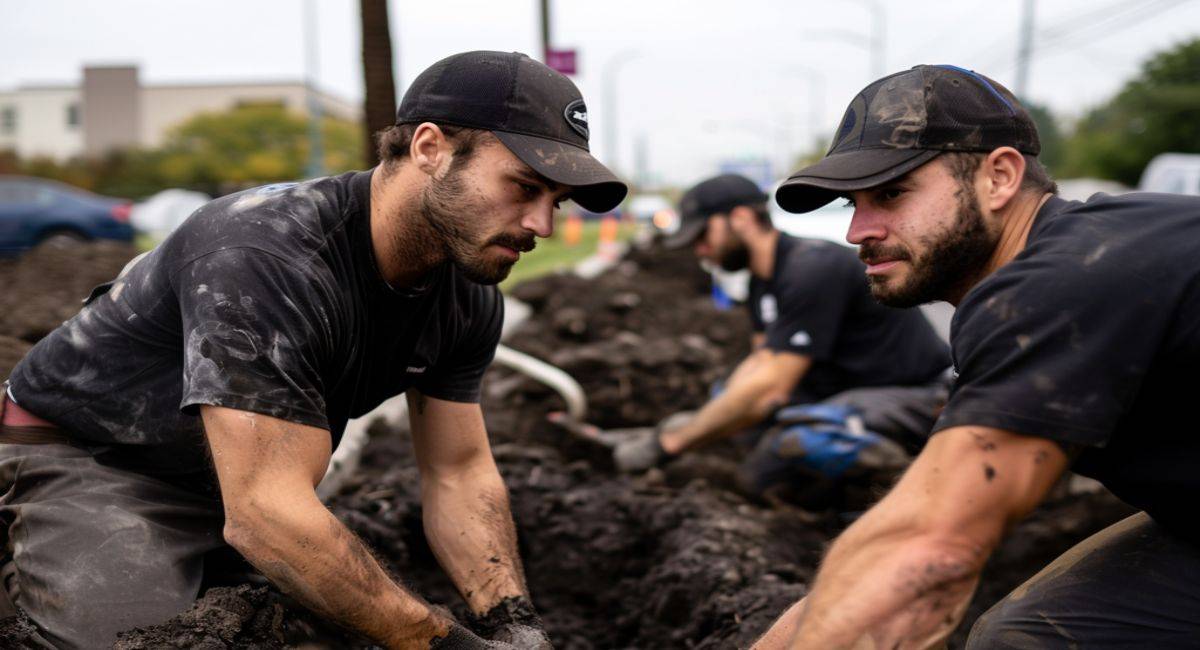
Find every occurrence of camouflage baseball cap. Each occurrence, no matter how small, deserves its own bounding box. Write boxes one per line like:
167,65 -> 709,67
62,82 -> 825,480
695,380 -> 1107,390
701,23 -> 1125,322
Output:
776,65 -> 1040,213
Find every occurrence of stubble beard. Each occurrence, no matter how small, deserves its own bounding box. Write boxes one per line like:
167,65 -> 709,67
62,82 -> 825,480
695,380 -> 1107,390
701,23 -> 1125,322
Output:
416,164 -> 535,286
864,183 -> 999,308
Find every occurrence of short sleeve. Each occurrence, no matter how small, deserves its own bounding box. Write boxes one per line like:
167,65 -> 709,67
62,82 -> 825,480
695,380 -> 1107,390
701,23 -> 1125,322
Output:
176,248 -> 335,429
416,287 -> 503,403
933,252 -> 1171,447
762,252 -> 853,359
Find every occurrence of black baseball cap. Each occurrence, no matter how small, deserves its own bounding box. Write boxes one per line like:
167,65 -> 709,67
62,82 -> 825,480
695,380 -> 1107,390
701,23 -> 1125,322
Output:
396,50 -> 628,212
664,173 -> 768,249
776,64 -> 1040,213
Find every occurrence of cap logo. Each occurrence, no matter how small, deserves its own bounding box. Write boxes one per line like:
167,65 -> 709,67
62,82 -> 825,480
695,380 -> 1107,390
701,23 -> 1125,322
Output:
831,95 -> 867,153
564,99 -> 589,139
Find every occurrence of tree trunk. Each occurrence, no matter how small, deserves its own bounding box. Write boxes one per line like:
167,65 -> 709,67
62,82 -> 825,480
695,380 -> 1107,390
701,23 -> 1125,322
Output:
359,0 -> 396,168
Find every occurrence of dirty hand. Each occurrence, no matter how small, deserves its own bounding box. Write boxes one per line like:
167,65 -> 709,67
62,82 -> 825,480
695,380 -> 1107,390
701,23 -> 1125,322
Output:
613,427 -> 666,472
492,623 -> 554,649
429,622 -> 519,649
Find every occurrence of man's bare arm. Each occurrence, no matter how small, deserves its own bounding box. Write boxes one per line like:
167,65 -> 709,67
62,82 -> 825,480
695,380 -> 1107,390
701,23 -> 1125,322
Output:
659,348 -> 811,454
201,406 -> 450,649
407,391 -> 528,615
753,425 -> 1069,649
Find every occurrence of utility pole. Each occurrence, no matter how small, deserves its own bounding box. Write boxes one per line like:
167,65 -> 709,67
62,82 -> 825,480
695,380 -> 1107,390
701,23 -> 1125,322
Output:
539,0 -> 551,62
1015,0 -> 1036,98
602,50 -> 640,176
303,0 -> 325,178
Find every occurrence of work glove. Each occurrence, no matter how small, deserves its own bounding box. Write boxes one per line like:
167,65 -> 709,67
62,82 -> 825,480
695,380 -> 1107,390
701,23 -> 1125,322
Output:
430,622 -> 519,649
612,427 -> 667,473
492,623 -> 554,649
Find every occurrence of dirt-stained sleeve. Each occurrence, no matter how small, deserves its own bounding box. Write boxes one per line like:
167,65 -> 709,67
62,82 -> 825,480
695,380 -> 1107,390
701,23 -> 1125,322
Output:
175,247 -> 337,429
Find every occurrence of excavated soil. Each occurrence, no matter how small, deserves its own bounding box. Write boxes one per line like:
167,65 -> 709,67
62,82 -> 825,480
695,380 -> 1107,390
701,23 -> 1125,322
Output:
0,240 -> 1134,649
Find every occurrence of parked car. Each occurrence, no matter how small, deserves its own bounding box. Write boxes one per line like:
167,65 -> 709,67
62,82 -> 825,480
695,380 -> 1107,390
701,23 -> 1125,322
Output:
1139,153 -> 1200,196
0,175 -> 136,254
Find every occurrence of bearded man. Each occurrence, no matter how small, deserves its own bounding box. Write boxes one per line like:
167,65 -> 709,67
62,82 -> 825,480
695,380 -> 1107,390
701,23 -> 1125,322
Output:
756,64 -> 1200,648
611,173 -> 950,499
0,51 -> 625,649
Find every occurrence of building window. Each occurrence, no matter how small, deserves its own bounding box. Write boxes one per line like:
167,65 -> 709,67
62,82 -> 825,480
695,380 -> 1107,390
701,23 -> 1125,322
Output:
0,106 -> 15,135
66,103 -> 80,128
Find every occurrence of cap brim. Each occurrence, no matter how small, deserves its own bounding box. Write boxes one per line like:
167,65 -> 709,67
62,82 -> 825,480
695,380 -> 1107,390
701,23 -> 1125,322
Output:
662,217 -> 706,250
493,131 -> 628,213
776,148 -> 941,213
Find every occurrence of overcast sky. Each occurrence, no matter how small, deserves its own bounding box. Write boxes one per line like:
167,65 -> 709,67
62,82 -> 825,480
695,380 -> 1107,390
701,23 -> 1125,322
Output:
3,0 -> 1198,186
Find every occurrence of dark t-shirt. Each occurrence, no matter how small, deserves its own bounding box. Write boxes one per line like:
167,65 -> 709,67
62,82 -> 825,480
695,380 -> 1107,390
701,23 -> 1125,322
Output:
747,233 -> 949,401
934,192 -> 1200,544
9,170 -> 502,480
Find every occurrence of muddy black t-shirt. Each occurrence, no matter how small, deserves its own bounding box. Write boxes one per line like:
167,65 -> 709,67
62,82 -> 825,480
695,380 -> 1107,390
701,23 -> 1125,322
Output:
9,170 -> 502,480
747,233 -> 949,401
934,192 -> 1200,544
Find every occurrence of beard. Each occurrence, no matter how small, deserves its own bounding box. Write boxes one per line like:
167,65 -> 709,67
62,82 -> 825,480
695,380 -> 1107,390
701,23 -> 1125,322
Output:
860,183 -> 999,308
415,163 -> 536,285
715,237 -> 751,272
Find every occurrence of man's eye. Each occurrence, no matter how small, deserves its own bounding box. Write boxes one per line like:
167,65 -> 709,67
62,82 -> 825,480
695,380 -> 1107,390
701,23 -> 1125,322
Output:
879,188 -> 905,202
518,182 -> 539,197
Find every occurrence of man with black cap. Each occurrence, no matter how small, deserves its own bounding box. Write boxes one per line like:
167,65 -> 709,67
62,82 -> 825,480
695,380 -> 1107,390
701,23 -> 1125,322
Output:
755,64 -> 1200,648
611,173 -> 950,494
0,51 -> 625,648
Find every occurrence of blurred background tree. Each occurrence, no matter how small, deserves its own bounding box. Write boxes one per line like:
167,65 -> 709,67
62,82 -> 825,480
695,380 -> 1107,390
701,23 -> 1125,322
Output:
1060,37 -> 1200,185
6,104 -> 362,199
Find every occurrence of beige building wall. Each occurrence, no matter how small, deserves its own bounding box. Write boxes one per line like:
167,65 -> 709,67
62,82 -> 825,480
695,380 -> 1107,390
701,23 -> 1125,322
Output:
1,65 -> 361,161
82,66 -> 140,157
139,83 -> 361,148
0,87 -> 84,160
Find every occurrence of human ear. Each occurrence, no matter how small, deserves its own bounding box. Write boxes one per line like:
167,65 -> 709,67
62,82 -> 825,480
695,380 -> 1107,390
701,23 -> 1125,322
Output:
983,147 -> 1025,212
409,123 -> 448,176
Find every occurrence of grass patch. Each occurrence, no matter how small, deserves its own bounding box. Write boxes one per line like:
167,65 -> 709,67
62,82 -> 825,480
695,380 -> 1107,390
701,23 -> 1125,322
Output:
501,218 -> 636,291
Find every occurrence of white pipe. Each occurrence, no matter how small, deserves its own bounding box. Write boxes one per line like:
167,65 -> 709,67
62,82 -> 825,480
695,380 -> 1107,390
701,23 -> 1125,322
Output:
491,344 -> 587,420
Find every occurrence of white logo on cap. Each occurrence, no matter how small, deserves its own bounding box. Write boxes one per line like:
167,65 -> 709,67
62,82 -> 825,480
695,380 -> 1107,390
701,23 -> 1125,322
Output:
564,99 -> 589,139
789,330 -> 812,347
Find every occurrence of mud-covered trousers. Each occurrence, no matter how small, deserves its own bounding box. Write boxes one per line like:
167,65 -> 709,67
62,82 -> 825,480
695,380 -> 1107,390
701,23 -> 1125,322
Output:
967,511 -> 1200,648
0,442 -> 227,649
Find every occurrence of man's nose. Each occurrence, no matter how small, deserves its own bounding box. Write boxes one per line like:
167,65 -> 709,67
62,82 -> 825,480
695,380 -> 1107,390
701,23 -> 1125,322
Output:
846,207 -> 887,246
521,203 -> 555,238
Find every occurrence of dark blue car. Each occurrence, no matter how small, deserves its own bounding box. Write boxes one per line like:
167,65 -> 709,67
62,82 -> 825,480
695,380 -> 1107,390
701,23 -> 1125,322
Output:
0,175 -> 135,254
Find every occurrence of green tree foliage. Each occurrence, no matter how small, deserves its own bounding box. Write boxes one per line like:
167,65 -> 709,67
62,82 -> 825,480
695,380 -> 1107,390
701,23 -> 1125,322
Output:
6,103 -> 363,199
1061,38 -> 1200,185
1022,100 -> 1064,174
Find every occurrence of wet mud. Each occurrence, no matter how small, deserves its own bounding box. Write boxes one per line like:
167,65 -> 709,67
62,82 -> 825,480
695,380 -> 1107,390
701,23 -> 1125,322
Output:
0,240 -> 1134,648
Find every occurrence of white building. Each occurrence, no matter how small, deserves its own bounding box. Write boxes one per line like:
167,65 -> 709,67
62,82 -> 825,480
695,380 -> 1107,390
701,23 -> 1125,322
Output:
0,65 -> 360,160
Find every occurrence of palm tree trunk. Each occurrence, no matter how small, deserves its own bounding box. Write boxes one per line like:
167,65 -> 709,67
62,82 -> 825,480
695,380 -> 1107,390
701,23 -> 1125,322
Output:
359,0 -> 396,167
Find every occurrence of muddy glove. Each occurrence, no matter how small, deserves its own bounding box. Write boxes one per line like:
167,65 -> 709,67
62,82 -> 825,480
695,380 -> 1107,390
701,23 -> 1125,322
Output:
467,596 -> 552,649
613,427 -> 667,473
492,623 -> 553,649
430,622 -> 519,649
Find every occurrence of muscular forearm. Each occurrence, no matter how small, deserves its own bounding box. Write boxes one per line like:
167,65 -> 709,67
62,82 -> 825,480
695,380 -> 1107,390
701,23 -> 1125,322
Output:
422,463 -> 528,614
660,375 -> 783,454
226,496 -> 447,649
786,506 -> 988,648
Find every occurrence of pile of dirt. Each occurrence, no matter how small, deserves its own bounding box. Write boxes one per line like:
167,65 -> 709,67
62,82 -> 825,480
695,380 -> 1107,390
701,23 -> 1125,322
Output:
0,241 -> 138,380
0,239 -> 1135,648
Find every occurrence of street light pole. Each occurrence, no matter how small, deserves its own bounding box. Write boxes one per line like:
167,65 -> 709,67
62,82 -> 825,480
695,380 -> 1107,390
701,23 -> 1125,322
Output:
539,0 -> 552,62
602,50 -> 641,177
1015,0 -> 1036,97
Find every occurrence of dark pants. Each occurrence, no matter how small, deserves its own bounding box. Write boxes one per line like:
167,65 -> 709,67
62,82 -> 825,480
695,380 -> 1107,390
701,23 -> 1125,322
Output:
737,380 -> 947,494
967,512 -> 1200,648
0,442 -> 227,649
